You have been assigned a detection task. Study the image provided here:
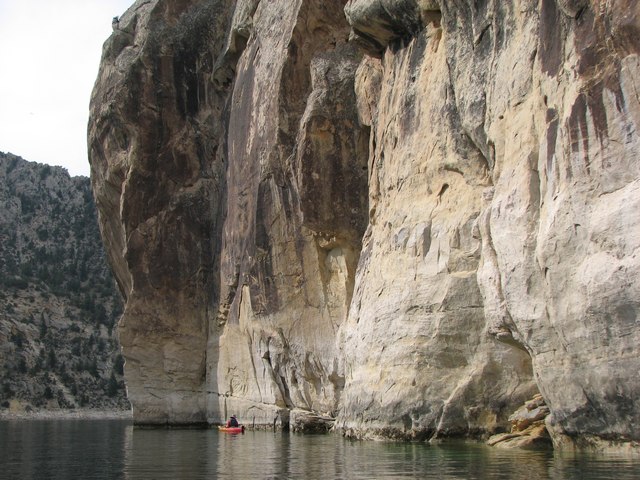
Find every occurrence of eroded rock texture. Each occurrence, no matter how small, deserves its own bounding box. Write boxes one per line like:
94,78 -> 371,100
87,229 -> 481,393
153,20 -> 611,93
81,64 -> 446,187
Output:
89,0 -> 640,449
89,0 -> 234,424
209,0 -> 368,426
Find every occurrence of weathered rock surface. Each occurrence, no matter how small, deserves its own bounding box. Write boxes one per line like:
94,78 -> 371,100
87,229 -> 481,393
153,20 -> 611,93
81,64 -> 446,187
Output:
487,394 -> 552,449
209,0 -> 368,427
89,0 -> 234,424
337,0 -> 640,449
89,0 -> 640,450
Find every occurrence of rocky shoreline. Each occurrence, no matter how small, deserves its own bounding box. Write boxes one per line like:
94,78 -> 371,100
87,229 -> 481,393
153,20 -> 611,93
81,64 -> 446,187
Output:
0,409 -> 132,421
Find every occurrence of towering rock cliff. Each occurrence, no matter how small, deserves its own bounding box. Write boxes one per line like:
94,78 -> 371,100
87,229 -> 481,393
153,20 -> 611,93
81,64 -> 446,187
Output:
88,0 -> 232,423
89,0 -> 640,450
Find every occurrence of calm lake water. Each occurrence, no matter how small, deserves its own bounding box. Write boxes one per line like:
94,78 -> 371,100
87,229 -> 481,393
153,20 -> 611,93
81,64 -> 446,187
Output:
1,420 -> 640,479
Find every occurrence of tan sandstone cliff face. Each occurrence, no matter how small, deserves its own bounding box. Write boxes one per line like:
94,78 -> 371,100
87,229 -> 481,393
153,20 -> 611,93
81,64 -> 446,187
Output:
337,0 -> 640,448
337,3 -> 537,440
89,0 -> 640,449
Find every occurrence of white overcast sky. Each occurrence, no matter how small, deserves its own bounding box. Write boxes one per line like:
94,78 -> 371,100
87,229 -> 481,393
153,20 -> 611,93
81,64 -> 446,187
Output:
0,0 -> 134,177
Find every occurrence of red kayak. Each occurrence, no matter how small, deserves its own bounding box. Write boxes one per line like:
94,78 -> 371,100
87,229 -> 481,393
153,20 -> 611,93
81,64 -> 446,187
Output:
218,425 -> 245,434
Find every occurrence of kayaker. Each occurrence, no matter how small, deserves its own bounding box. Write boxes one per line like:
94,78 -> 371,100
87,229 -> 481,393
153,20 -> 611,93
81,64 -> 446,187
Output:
226,415 -> 239,427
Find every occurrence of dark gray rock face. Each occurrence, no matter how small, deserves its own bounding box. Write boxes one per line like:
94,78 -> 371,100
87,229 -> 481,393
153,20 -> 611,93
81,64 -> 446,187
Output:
88,0 -> 234,424
89,0 -> 640,451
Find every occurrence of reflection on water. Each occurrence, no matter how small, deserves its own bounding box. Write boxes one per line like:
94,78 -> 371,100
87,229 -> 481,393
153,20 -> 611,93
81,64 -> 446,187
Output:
1,420 -> 640,479
0,419 -> 127,479
123,427 -> 216,478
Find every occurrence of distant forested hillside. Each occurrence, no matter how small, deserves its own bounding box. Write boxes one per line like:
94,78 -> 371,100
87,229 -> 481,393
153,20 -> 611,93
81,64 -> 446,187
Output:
0,152 -> 129,412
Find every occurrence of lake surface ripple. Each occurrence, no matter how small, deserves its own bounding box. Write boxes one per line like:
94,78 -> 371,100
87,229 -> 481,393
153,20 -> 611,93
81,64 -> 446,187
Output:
1,420 -> 639,479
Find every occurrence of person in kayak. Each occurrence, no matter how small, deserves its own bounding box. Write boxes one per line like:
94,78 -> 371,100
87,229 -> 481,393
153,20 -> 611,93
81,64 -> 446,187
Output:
226,415 -> 239,427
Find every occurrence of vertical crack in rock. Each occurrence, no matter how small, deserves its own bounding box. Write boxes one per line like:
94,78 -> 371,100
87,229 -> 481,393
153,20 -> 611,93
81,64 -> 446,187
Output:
475,191 -> 525,350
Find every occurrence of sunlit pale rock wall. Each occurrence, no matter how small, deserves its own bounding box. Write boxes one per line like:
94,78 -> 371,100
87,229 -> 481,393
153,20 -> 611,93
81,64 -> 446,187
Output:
89,0 -> 640,449
337,2 -> 538,441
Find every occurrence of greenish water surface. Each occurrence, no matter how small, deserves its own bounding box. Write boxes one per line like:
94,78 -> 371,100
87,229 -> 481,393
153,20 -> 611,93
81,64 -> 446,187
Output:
1,419 -> 639,479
